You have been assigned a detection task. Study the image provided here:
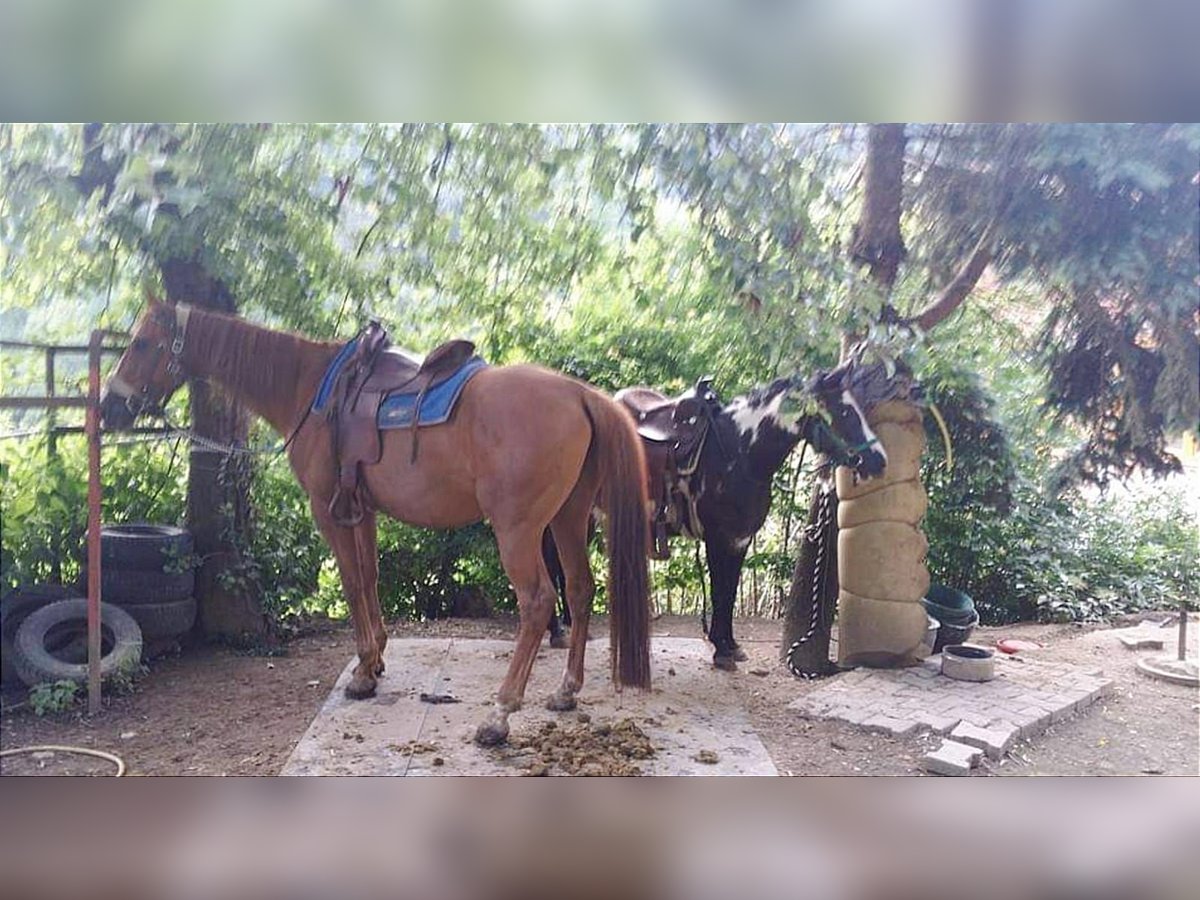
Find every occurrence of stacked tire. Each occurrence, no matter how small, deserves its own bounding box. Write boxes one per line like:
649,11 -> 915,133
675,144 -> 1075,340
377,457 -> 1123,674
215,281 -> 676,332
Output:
97,525 -> 197,659
1,584 -> 79,685
8,598 -> 142,688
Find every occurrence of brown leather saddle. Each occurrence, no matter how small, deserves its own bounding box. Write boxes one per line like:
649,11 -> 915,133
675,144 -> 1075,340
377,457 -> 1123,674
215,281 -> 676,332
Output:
324,321 -> 476,526
616,376 -> 722,558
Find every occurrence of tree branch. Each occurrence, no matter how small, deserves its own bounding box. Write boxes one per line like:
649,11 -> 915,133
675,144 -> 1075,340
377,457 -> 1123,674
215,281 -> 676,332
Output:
913,221 -> 999,331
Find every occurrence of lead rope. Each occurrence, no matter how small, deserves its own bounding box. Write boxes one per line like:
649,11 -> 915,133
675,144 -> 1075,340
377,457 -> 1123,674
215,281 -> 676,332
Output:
786,479 -> 834,679
694,540 -> 709,638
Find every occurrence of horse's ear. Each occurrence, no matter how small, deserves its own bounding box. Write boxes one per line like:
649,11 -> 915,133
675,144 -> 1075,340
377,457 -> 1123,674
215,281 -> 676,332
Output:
809,369 -> 842,395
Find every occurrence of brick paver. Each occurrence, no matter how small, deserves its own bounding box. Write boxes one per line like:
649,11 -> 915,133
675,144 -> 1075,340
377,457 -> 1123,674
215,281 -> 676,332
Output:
789,651 -> 1113,764
921,739 -> 982,775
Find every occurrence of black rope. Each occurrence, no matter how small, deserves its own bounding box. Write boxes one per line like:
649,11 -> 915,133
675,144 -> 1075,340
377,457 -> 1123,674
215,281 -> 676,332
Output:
786,478 -> 835,680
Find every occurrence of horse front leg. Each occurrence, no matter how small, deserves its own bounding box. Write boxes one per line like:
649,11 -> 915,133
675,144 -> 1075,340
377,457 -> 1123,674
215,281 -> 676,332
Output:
312,503 -> 385,699
705,535 -> 750,671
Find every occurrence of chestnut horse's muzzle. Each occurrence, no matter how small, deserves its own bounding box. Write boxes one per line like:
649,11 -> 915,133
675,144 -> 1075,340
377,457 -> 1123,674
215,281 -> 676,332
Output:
99,390 -> 138,431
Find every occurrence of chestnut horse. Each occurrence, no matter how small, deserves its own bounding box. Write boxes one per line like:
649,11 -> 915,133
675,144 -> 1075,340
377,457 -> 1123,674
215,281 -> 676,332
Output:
100,300 -> 650,746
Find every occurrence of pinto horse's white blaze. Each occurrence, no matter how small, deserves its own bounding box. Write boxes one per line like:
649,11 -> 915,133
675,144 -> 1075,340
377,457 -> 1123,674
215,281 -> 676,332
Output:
842,389 -> 887,466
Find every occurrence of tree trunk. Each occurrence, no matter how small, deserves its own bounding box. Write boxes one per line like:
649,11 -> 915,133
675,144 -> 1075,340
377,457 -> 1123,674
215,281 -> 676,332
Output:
160,259 -> 268,641
849,124 -> 907,290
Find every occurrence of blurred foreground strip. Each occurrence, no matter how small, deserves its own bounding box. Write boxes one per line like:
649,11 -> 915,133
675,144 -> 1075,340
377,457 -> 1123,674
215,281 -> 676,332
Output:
0,780 -> 1197,900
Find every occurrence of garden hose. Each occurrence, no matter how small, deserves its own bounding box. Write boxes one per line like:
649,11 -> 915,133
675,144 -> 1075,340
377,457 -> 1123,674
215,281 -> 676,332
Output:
0,744 -> 126,776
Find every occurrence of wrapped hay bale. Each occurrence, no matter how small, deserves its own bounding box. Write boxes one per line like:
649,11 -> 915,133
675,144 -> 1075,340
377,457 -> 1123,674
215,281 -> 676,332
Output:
835,400 -> 930,667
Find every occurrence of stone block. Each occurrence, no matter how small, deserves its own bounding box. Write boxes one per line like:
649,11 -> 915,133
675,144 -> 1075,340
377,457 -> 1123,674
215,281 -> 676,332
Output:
834,705 -> 878,726
1118,633 -> 1164,651
911,712 -> 960,734
949,721 -> 1017,760
863,714 -> 920,737
921,739 -> 982,776
1015,711 -> 1051,738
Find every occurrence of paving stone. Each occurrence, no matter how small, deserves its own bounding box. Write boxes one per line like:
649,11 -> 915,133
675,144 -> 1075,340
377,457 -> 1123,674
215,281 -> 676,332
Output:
921,739 -> 982,776
1049,704 -> 1075,724
911,712 -> 960,734
834,706 -> 878,726
949,721 -> 1017,760
1016,713 -> 1051,739
955,710 -> 996,728
1120,635 -> 1165,650
862,714 -> 920,737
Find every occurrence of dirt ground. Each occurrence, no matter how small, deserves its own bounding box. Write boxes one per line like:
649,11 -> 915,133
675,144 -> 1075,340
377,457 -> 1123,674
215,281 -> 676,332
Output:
2,614 -> 1196,776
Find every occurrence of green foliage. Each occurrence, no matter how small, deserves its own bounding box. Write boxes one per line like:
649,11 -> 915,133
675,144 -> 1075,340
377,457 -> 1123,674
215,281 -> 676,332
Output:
0,435 -> 186,592
1033,489 -> 1199,623
376,520 -> 513,619
28,679 -> 78,716
3,123 -> 1195,632
106,658 -> 147,695
919,343 -> 1199,625
241,455 -> 327,619
907,123 -> 1200,486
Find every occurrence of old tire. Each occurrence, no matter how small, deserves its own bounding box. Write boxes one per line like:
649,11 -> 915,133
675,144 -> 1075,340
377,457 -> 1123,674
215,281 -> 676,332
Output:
85,567 -> 195,605
101,525 -> 192,571
12,599 -> 142,688
123,597 -> 197,642
1,586 -> 80,685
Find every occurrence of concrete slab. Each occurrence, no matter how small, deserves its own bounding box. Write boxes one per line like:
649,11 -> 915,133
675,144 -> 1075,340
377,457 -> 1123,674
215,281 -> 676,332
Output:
282,637 -> 777,776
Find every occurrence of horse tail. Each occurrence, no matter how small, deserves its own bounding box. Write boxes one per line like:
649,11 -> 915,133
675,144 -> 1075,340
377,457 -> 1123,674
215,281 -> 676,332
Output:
581,389 -> 652,689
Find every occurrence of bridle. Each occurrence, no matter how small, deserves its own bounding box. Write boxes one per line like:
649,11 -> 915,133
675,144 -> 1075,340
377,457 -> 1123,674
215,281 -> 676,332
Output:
106,304 -> 191,417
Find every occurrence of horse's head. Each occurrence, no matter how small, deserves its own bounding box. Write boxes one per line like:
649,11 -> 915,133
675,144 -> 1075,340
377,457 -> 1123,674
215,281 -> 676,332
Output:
100,298 -> 191,431
804,366 -> 888,481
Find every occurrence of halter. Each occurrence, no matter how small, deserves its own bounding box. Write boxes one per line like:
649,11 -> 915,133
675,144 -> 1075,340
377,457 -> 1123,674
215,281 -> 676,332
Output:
107,304 -> 191,416
808,416 -> 880,467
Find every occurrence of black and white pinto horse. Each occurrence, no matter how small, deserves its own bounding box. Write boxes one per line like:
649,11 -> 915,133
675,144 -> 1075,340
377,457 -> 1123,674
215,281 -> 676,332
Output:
548,368 -> 887,670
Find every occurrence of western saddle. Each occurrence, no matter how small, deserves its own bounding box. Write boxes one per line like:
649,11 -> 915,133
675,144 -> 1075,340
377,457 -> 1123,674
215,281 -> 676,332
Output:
616,376 -> 723,558
323,321 -> 476,526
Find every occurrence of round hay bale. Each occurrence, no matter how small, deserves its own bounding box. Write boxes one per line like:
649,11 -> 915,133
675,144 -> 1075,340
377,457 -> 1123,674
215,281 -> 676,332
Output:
838,478 -> 927,528
838,522 -> 930,602
836,589 -> 930,669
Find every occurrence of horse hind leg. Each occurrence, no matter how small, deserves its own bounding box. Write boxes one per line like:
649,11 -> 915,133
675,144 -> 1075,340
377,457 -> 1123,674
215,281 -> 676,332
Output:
545,481 -> 598,712
475,526 -> 561,746
542,528 -> 570,650
706,535 -> 749,671
312,502 -> 385,699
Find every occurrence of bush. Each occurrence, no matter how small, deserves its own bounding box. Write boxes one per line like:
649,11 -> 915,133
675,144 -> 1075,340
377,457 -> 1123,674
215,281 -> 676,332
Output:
919,359 -> 1199,624
1,436 -> 187,593
28,679 -> 78,716
1033,487 -> 1199,622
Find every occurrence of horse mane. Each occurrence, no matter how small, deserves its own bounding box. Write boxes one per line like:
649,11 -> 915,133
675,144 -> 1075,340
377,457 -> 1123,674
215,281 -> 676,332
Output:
183,305 -> 337,410
733,376 -> 793,409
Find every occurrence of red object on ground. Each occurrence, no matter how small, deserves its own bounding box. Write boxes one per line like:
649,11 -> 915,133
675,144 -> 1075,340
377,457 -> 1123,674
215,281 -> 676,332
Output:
997,638 -> 1043,654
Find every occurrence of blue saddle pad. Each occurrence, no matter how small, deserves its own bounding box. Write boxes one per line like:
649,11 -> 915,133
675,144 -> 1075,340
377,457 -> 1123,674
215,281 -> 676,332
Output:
311,338 -> 488,429
378,356 -> 487,429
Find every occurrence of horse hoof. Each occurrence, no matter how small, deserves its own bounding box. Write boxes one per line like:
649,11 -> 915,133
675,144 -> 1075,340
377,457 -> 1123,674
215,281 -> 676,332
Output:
474,721 -> 510,747
546,693 -> 577,712
733,645 -> 749,662
713,654 -> 738,672
345,677 -> 377,699
549,633 -> 570,650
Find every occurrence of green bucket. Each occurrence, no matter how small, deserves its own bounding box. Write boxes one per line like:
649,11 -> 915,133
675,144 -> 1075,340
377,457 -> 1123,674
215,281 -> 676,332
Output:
923,585 -> 978,653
